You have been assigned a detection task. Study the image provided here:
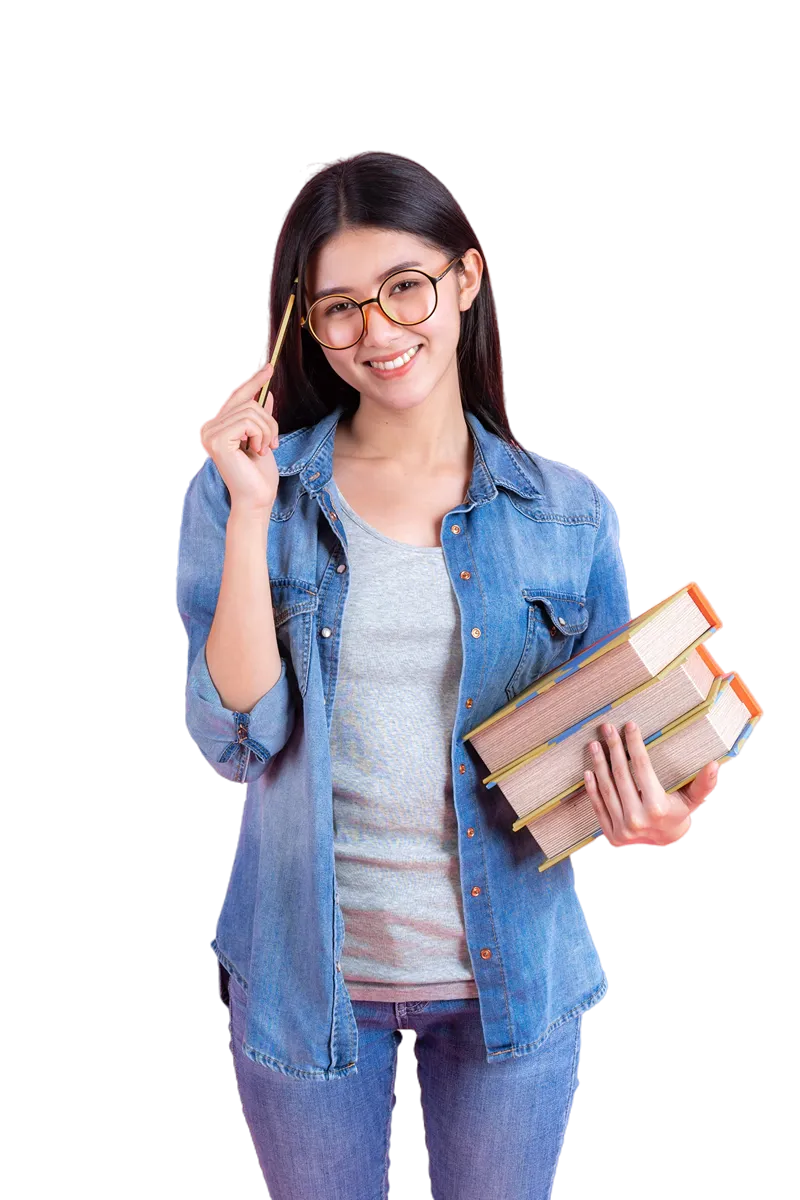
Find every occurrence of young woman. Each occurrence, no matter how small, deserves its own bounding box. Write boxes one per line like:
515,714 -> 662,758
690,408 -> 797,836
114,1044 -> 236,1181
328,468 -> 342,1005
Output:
176,151 -> 719,1200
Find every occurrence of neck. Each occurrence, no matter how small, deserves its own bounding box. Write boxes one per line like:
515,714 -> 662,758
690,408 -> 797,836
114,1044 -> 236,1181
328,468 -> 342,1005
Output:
342,373 -> 472,473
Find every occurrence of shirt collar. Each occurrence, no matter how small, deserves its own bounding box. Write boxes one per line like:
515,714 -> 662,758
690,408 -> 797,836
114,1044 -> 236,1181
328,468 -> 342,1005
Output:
274,403 -> 542,503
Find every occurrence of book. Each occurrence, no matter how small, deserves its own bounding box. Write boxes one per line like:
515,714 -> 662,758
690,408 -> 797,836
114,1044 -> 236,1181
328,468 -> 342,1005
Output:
461,581 -> 762,871
462,582 -> 721,774
527,671 -> 762,871
488,642 -> 724,827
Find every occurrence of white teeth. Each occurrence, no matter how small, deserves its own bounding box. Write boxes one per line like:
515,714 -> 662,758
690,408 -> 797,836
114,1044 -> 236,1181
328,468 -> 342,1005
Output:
368,344 -> 421,370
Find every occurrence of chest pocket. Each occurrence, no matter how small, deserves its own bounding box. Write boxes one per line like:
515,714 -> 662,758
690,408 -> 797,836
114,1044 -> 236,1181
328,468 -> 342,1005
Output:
269,577 -> 319,698
505,589 -> 589,703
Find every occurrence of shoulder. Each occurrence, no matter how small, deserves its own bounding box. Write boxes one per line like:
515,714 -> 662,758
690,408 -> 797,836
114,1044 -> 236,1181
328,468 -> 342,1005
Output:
514,443 -> 615,527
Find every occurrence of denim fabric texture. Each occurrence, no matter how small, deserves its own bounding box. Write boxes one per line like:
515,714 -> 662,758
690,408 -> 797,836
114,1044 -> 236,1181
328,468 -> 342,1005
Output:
224,965 -> 583,1200
176,402 -> 631,1082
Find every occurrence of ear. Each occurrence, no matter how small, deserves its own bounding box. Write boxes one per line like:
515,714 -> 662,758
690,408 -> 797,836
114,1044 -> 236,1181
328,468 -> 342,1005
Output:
458,248 -> 484,312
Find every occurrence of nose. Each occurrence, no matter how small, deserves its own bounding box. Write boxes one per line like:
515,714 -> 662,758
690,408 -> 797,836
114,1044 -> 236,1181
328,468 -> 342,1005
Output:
363,300 -> 398,338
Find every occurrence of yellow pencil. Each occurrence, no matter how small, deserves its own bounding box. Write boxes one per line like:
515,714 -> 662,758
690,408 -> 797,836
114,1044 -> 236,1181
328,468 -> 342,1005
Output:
257,276 -> 300,409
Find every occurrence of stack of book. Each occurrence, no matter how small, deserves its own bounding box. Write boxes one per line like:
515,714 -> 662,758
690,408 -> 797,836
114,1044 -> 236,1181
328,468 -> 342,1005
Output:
462,583 -> 762,872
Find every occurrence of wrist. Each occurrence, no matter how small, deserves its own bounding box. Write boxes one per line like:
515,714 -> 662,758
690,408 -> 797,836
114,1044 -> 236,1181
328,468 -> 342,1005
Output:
228,504 -> 273,532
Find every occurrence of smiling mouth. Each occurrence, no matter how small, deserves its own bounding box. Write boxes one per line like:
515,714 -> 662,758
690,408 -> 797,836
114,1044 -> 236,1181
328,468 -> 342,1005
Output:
364,344 -> 423,371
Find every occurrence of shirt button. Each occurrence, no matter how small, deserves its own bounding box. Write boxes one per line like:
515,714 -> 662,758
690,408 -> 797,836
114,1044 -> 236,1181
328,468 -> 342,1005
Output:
460,570 -> 471,579
237,724 -> 247,740
336,563 -> 347,573
465,698 -> 473,708
458,764 -> 466,774
471,627 -> 481,638
549,625 -> 558,636
321,627 -> 332,638
558,616 -> 566,625
336,962 -> 341,971
330,510 -> 338,520
480,948 -> 492,960
466,827 -> 475,837
471,886 -> 481,896
450,523 -> 461,534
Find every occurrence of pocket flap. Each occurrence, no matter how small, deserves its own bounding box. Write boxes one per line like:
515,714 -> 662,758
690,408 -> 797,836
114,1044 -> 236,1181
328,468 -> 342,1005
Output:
521,590 -> 589,635
269,577 -> 319,628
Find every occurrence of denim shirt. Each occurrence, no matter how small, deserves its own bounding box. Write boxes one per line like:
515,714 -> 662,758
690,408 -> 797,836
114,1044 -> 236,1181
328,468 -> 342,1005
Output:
176,402 -> 631,1082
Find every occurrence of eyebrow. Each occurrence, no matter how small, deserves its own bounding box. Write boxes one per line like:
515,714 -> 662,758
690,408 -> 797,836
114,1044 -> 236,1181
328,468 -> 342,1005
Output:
309,260 -> 424,304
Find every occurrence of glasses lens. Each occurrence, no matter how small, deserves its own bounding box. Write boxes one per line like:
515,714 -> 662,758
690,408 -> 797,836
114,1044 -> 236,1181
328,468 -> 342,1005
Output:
307,271 -> 436,348
380,270 -> 436,327
307,296 -> 364,349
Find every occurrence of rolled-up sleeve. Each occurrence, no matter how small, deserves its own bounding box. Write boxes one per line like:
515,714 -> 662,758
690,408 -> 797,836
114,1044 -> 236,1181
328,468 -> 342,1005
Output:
177,457 -> 296,783
570,480 -> 631,659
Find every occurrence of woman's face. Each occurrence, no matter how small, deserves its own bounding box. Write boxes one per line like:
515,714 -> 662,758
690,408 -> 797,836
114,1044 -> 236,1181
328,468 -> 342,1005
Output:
303,227 -> 483,412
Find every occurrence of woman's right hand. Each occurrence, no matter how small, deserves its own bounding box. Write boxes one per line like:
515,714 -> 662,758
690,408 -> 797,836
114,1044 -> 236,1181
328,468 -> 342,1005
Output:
201,363 -> 281,514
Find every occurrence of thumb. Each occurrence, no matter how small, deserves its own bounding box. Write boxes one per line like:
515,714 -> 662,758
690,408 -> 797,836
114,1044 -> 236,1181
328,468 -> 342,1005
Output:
680,762 -> 719,811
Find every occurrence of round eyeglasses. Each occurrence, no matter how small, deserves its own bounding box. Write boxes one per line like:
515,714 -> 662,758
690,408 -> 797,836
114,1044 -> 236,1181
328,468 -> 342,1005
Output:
299,253 -> 464,350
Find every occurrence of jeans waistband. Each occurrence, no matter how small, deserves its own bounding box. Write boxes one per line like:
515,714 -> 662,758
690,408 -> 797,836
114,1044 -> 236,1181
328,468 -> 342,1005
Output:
395,1000 -> 431,1021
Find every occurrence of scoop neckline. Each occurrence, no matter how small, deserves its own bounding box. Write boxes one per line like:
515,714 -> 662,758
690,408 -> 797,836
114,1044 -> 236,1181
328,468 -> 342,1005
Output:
330,478 -> 445,554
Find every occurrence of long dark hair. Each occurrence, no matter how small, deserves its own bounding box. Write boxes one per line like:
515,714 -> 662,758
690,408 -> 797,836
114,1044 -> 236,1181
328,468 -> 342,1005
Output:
266,150 -> 524,450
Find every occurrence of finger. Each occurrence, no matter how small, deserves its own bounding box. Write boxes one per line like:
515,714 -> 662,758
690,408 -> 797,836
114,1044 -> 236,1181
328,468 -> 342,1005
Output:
206,409 -> 273,457
249,413 -> 278,457
249,368 -> 277,420
601,722 -> 646,829
212,408 -> 278,453
247,400 -> 280,451
583,773 -> 615,844
679,762 -> 719,812
621,722 -> 660,792
238,368 -> 276,451
621,722 -> 665,812
220,363 -> 276,418
587,734 -> 626,839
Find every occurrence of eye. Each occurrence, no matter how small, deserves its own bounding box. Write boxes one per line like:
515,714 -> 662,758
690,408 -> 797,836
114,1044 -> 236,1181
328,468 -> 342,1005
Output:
323,299 -> 356,316
390,279 -> 419,294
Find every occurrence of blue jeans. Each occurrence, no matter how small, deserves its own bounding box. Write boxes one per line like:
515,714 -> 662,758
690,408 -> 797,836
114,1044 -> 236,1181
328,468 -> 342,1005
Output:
223,967 -> 582,1199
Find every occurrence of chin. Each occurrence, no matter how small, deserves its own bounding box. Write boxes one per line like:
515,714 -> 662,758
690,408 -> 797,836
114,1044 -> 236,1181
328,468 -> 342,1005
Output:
361,390 -> 431,413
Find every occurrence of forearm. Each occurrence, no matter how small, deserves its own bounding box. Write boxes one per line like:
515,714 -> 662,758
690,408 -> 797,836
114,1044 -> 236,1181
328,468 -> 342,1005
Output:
205,505 -> 282,713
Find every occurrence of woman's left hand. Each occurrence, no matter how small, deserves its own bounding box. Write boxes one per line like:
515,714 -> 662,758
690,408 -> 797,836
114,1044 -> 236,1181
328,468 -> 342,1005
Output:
583,720 -> 720,847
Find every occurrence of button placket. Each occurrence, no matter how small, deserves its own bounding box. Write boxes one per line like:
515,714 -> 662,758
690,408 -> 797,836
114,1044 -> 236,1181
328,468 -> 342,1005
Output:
450,518 -> 489,955
321,559 -> 344,636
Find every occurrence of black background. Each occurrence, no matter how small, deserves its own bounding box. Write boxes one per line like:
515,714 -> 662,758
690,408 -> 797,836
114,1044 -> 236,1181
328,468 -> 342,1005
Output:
165,145 -> 772,1195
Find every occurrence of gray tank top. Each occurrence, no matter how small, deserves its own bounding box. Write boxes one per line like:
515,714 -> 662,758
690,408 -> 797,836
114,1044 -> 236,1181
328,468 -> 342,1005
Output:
328,477 -> 479,1002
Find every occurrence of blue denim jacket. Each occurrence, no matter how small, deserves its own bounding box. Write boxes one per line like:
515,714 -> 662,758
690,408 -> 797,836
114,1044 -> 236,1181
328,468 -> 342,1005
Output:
176,402 -> 630,1081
